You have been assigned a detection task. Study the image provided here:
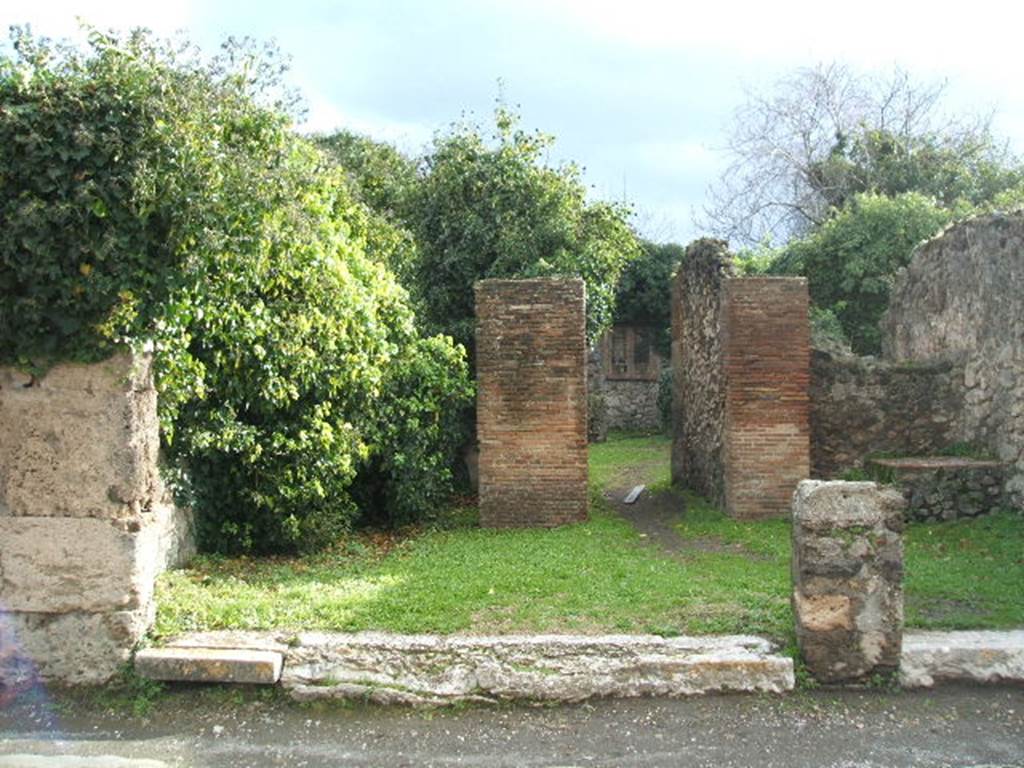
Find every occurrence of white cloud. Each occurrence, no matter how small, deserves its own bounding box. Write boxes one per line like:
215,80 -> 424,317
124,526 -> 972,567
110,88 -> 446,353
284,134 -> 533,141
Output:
527,0 -> 1021,65
0,0 -> 193,40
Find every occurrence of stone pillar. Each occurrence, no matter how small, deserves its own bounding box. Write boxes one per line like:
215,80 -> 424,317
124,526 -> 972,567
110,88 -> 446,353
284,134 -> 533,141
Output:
722,277 -> 810,519
475,278 -> 588,528
0,354 -> 194,685
791,480 -> 905,683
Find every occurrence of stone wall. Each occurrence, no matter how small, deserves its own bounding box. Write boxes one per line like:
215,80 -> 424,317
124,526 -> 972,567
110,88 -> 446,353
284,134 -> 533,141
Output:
671,240 -> 810,518
881,212 -> 1024,508
475,279 -> 588,527
792,480 -> 905,683
722,278 -> 811,519
867,458 -> 1009,523
810,351 -> 964,478
586,333 -> 663,438
671,239 -> 731,508
0,354 -> 194,684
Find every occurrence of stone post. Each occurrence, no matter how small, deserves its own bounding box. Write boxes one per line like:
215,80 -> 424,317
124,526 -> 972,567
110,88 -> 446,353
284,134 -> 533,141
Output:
791,480 -> 905,683
0,354 -> 194,684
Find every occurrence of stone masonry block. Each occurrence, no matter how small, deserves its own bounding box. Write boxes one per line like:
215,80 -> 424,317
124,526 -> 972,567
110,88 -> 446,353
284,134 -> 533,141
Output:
0,515 -> 162,614
792,480 -> 905,683
1,608 -> 150,685
135,647 -> 283,685
0,354 -> 159,519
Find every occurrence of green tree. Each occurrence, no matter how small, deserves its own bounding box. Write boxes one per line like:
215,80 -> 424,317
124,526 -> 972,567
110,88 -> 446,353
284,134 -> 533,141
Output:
314,130 -> 420,288
405,108 -> 641,352
776,192 -> 952,354
703,62 -> 1022,245
612,240 -> 684,356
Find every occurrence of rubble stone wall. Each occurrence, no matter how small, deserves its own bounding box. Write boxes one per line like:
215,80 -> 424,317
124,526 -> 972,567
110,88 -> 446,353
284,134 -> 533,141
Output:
670,240 -> 731,508
0,354 -> 194,684
809,351 -> 965,478
475,279 -> 588,527
882,213 -> 1024,509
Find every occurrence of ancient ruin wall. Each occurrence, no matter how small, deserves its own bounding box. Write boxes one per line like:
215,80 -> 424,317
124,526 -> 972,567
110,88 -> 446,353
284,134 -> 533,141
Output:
881,213 -> 1024,507
722,278 -> 811,519
670,240 -> 732,507
0,354 -> 194,684
810,351 -> 965,478
475,279 -> 588,527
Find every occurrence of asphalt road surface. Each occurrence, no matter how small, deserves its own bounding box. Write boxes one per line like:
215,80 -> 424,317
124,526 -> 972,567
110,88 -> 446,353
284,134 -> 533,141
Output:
1,682 -> 1022,767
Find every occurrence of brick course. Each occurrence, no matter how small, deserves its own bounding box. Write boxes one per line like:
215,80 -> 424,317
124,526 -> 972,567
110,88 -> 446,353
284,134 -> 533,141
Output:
475,279 -> 588,527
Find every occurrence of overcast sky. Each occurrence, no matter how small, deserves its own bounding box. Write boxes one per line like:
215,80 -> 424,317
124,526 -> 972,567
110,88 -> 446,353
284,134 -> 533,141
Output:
4,0 -> 1024,243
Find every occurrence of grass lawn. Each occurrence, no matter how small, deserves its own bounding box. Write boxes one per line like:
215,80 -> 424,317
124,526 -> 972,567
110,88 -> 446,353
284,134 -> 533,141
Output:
154,432 -> 1024,641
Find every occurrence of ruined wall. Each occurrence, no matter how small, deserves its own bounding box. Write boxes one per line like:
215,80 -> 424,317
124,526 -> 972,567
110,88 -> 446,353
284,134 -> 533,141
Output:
881,213 -> 1024,508
722,278 -> 811,519
810,351 -> 965,478
476,279 -> 588,527
602,378 -> 662,432
671,240 -> 731,508
672,241 -> 810,518
0,354 -> 194,684
586,332 -> 663,438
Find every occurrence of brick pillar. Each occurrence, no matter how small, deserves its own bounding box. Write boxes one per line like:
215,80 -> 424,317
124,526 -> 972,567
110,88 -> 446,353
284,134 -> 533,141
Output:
792,480 -> 905,683
722,277 -> 810,519
475,278 -> 588,527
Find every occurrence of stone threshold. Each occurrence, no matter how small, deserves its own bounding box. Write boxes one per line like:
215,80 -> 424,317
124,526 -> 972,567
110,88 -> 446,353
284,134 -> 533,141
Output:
136,631 -> 794,705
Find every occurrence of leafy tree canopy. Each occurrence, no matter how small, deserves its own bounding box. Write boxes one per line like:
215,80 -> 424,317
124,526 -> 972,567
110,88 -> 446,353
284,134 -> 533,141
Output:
367,108 -> 644,352
766,192 -> 953,354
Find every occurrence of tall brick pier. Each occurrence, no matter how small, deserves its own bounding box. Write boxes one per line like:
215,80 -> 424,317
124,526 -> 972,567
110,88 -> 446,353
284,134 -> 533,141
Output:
475,278 -> 588,528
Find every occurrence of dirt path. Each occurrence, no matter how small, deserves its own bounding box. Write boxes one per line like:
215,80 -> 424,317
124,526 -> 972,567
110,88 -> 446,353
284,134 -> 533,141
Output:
608,485 -> 692,558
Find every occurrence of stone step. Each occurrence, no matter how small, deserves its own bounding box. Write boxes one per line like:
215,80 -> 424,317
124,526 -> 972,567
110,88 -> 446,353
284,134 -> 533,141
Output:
900,630 -> 1024,688
134,646 -> 282,685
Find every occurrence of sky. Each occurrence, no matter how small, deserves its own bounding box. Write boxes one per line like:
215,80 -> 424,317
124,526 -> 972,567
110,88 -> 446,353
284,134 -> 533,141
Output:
3,0 -> 1024,243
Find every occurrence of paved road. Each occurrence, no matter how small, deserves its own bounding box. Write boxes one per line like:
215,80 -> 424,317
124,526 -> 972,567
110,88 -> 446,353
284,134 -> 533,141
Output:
1,683 -> 1022,767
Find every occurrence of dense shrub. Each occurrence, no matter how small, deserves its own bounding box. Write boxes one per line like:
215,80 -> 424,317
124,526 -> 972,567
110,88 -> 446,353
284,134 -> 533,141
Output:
0,28 -> 471,553
315,131 -> 420,286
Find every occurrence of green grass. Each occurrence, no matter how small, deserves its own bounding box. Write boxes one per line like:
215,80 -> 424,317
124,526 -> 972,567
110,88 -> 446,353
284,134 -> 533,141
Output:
154,432 -> 1023,640
155,501 -> 780,639
905,512 -> 1024,629
588,431 -> 671,490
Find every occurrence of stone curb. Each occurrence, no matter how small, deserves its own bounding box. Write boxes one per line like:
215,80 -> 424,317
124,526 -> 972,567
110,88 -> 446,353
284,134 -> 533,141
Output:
135,629 -> 1024,702
139,631 -> 794,704
900,630 -> 1024,688
134,647 -> 283,685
